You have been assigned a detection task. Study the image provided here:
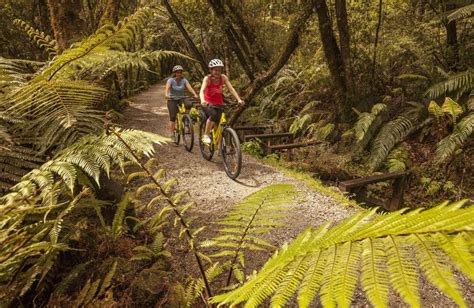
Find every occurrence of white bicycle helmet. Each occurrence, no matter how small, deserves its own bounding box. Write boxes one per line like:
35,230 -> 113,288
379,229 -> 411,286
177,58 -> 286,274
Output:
172,65 -> 184,72
208,59 -> 224,68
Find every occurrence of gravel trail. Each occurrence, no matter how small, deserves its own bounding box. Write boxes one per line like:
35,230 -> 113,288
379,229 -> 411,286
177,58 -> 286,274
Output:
123,83 -> 472,307
123,83 -> 355,237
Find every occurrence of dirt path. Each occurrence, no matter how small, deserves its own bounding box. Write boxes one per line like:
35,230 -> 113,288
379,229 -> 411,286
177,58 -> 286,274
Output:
122,83 -> 471,307
123,82 -> 356,281
123,83 -> 355,235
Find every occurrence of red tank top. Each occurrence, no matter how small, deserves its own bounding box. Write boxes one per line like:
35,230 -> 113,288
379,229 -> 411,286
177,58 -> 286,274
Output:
204,75 -> 223,106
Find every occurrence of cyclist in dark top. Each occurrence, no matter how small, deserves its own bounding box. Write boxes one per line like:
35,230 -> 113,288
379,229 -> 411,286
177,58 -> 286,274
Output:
165,65 -> 198,141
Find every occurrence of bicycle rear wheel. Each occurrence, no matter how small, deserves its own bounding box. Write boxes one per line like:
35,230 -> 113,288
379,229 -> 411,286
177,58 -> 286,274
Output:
174,125 -> 180,145
182,114 -> 194,152
221,127 -> 242,179
199,119 -> 214,160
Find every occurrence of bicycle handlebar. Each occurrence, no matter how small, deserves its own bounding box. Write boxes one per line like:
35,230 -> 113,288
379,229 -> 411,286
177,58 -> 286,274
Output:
166,95 -> 199,101
166,96 -> 244,107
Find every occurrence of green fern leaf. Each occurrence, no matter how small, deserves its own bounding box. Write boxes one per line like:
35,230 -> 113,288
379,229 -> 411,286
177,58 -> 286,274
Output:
369,112 -> 424,170
75,279 -> 92,306
83,278 -> 101,305
410,234 -> 465,307
111,193 -> 130,241
426,69 -> 474,99
98,260 -> 117,297
437,232 -> 474,281
428,100 -> 444,118
435,113 -> 474,163
334,241 -> 361,308
212,201 -> 474,307
361,238 -> 389,308
385,235 -> 420,307
441,97 -> 464,123
206,184 -> 297,288
448,4 -> 474,21
13,19 -> 58,57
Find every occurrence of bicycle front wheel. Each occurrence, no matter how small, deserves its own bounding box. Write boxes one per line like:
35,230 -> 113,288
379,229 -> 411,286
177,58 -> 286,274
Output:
221,127 -> 242,179
199,119 -> 214,160
182,114 -> 194,152
174,120 -> 180,145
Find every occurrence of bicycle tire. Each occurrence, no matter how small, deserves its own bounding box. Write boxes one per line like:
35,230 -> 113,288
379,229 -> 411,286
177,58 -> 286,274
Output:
199,119 -> 214,160
174,126 -> 180,145
182,114 -> 194,152
221,127 -> 242,179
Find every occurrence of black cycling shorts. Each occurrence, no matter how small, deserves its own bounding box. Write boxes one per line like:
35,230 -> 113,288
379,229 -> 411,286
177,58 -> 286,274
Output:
202,105 -> 223,123
168,99 -> 192,122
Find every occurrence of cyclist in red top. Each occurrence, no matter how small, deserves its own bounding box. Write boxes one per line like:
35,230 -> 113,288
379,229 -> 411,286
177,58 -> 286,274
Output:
199,59 -> 244,144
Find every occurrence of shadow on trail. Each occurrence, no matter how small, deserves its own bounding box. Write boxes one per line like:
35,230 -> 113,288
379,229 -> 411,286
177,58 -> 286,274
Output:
233,177 -> 261,188
122,106 -> 164,132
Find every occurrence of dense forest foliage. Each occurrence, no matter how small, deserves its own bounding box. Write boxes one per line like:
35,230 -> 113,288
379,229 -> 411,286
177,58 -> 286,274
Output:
0,0 -> 473,307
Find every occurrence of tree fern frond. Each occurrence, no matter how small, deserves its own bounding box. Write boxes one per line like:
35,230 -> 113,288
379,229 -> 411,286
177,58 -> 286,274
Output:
410,234 -> 466,307
111,193 -> 130,241
289,114 -> 313,136
13,19 -> 58,58
448,4 -> 474,21
437,232 -> 474,281
297,249 -> 327,307
334,241 -> 361,307
0,57 -> 42,96
353,103 -> 387,143
435,113 -> 474,163
441,97 -> 464,123
385,235 -> 419,307
386,146 -> 409,172
36,8 -> 152,81
207,184 -> 297,287
6,80 -> 107,151
428,100 -> 444,118
426,69 -> 474,99
368,112 -> 425,170
78,50 -> 194,80
186,262 -> 224,307
212,201 -> 474,307
361,238 -> 389,308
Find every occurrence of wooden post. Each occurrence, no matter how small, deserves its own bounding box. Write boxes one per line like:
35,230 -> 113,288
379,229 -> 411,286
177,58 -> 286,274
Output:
388,175 -> 406,211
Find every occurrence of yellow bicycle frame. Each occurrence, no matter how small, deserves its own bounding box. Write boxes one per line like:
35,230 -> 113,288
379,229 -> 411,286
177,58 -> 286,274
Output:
176,103 -> 188,135
210,112 -> 226,147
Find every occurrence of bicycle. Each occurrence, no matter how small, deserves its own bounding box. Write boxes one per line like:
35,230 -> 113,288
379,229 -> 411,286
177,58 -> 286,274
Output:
198,105 -> 242,179
167,96 -> 198,152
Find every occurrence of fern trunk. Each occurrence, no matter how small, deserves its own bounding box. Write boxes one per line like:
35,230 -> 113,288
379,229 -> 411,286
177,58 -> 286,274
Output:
445,3 -> 459,71
314,0 -> 351,122
99,0 -> 121,26
47,0 -> 84,53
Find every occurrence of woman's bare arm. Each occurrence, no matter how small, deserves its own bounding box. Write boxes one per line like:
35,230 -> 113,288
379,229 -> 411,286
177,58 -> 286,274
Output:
186,81 -> 198,97
199,76 -> 209,104
165,80 -> 171,98
222,74 -> 243,104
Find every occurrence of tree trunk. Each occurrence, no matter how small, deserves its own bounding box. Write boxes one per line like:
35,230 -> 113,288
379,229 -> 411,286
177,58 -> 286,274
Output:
416,0 -> 427,20
224,0 -> 269,67
47,0 -> 84,53
371,0 -> 383,83
335,0 -> 354,97
36,0 -> 50,32
162,0 -> 208,73
208,0 -> 255,81
314,0 -> 348,121
445,4 -> 458,71
446,20 -> 458,70
99,0 -> 121,26
229,0 -> 314,125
